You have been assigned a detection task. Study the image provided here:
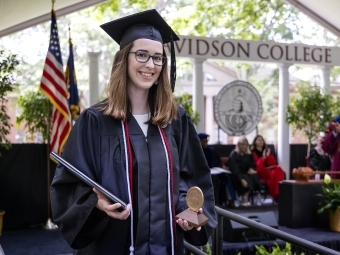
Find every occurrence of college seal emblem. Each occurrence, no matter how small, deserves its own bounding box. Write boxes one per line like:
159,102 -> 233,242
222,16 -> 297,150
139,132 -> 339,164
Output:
214,80 -> 263,136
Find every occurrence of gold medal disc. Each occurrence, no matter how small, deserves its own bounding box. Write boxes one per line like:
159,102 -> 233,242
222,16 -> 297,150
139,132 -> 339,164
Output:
186,186 -> 204,212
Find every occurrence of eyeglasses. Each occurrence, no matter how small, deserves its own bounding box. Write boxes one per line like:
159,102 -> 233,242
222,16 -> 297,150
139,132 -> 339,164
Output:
129,51 -> 167,66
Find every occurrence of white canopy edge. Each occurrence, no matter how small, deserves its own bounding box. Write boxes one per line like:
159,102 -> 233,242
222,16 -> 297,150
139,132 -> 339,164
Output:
284,0 -> 340,37
0,0 -> 108,38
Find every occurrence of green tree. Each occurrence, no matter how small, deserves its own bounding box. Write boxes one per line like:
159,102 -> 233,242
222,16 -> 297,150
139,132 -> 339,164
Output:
95,0 -> 301,42
16,90 -> 51,142
0,50 -> 19,151
331,93 -> 340,118
286,84 -> 333,155
174,92 -> 200,125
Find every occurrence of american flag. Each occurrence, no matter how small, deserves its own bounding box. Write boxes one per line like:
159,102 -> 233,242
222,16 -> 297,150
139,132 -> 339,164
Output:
40,11 -> 71,154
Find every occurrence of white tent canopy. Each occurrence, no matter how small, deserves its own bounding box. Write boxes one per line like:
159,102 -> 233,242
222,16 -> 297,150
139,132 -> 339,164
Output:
284,0 -> 340,37
1,1 -> 340,38
0,0 -> 108,37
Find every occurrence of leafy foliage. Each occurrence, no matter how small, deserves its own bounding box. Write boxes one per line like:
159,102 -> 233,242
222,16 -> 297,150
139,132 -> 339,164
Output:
255,242 -> 305,255
199,242 -> 211,254
317,174 -> 340,214
16,90 -> 51,142
95,0 -> 301,42
174,92 -> 200,125
0,50 -> 19,151
331,94 -> 340,118
286,84 -> 333,154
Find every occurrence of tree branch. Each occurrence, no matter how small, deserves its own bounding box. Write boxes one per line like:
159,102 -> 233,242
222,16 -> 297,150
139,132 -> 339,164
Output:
259,1 -> 284,41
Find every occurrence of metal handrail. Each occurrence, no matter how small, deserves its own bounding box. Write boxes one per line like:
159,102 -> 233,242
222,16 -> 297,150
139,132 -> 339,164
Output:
213,206 -> 340,255
183,241 -> 208,255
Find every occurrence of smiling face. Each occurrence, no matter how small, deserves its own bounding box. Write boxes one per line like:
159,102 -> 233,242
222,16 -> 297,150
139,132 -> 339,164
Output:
127,39 -> 163,93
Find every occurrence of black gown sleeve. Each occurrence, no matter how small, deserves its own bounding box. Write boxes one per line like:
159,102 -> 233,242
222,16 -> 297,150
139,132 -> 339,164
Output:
228,151 -> 243,181
308,148 -> 319,170
50,109 -> 110,249
211,147 -> 223,168
175,107 -> 217,246
248,154 -> 257,169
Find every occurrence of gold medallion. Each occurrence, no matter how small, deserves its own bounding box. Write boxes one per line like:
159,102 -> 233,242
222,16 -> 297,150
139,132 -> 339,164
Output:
186,186 -> 204,212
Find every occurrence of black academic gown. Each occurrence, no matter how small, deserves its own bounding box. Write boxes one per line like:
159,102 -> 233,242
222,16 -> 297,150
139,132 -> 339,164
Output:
50,102 -> 217,255
228,150 -> 262,195
309,148 -> 331,171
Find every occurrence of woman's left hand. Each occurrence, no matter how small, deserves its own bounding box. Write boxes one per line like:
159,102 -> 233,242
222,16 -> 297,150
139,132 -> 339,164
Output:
176,208 -> 203,231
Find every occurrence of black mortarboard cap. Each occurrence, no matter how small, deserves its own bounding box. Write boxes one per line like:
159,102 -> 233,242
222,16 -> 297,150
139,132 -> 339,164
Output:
198,133 -> 209,139
100,9 -> 180,91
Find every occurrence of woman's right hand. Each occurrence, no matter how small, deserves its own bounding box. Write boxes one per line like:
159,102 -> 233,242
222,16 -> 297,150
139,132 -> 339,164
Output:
93,188 -> 131,220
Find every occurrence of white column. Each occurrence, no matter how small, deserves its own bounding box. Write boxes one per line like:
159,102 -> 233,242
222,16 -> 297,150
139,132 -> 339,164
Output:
320,66 -> 332,94
88,51 -> 101,106
193,58 -> 205,132
277,63 -> 291,179
205,95 -> 214,142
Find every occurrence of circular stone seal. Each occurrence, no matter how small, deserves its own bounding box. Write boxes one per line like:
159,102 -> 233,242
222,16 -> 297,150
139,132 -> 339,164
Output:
214,80 -> 263,136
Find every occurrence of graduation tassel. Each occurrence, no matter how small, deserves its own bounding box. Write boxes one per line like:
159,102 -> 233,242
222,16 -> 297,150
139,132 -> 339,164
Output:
170,34 -> 176,92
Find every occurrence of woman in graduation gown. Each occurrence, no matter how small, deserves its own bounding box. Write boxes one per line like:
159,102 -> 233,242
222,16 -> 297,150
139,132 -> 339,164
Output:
251,135 -> 284,203
50,9 -> 217,255
309,132 -> 331,174
322,119 -> 340,179
228,136 -> 262,206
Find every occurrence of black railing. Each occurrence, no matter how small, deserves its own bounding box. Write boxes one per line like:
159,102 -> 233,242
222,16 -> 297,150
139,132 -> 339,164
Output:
184,206 -> 340,255
213,206 -> 340,255
184,241 -> 208,255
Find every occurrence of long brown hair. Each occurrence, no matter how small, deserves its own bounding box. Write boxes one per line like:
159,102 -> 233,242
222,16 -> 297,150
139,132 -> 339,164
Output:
101,42 -> 177,126
251,135 -> 267,152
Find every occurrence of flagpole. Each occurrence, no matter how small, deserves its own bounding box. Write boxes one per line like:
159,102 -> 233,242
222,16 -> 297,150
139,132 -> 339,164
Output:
43,0 -> 57,230
44,99 -> 57,230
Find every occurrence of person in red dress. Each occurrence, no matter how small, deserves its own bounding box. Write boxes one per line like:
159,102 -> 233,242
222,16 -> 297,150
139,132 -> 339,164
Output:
251,135 -> 285,203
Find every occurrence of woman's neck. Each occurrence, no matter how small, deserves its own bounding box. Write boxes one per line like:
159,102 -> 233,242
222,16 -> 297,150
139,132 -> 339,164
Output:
128,88 -> 150,115
256,146 -> 263,152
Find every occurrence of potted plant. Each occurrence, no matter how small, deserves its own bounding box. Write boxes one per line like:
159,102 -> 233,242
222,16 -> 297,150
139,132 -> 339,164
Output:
317,174 -> 340,232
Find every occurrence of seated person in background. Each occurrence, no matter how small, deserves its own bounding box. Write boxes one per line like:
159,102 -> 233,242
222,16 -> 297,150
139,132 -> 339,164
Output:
198,133 -> 236,208
322,117 -> 340,179
228,136 -> 262,206
251,135 -> 284,203
309,132 -> 331,173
